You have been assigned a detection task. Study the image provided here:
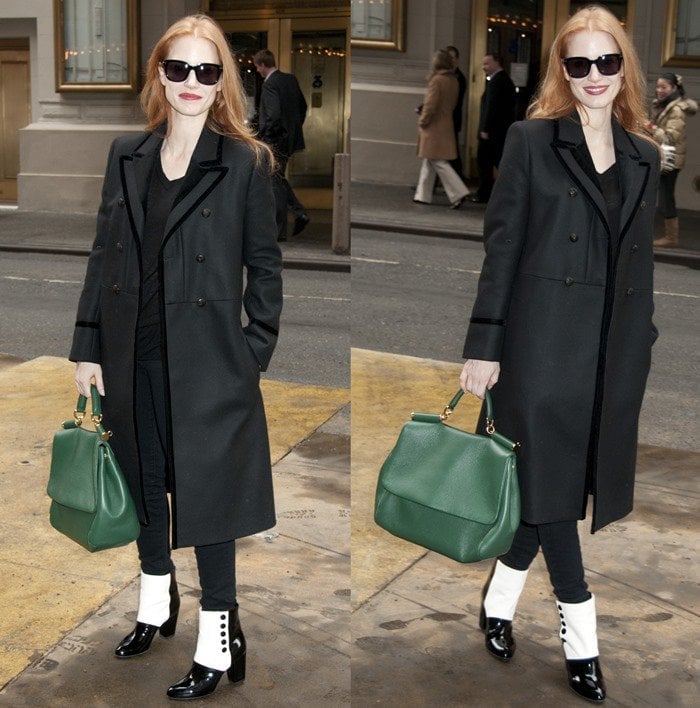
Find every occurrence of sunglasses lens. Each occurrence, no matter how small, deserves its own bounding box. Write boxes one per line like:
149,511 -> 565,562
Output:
196,64 -> 221,85
566,58 -> 591,79
598,55 -> 622,75
163,61 -> 189,82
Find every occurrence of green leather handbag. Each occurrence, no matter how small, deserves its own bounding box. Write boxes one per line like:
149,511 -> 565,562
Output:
47,385 -> 140,552
374,390 -> 521,563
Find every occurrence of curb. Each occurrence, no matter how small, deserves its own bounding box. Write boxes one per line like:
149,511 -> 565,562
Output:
351,220 -> 700,268
0,244 -> 350,273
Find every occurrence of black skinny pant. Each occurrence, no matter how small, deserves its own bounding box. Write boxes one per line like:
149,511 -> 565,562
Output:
135,360 -> 237,611
658,169 -> 679,219
500,520 -> 591,603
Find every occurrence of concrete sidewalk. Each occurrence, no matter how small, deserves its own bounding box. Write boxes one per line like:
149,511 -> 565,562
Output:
351,349 -> 699,706
351,181 -> 700,268
0,356 -> 349,705
0,207 -> 349,273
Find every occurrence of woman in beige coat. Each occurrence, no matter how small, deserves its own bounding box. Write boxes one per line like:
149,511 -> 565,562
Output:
645,73 -> 697,248
414,50 -> 469,208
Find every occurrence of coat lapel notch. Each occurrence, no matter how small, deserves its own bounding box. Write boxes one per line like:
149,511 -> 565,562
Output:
163,129 -> 228,242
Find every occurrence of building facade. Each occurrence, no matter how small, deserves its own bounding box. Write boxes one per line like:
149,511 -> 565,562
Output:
351,0 -> 700,210
0,0 -> 349,212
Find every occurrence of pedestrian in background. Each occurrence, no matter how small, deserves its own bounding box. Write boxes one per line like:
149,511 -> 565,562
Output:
471,52 -> 516,203
413,49 -> 469,209
254,49 -> 310,241
460,5 -> 659,702
70,14 -> 282,700
645,72 -> 697,248
446,45 -> 467,181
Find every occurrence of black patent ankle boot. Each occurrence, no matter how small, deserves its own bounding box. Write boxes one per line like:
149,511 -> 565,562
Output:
566,658 -> 606,702
115,572 -> 180,658
479,605 -> 516,661
166,605 -> 246,700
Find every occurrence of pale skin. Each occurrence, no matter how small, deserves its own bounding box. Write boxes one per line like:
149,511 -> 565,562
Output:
75,34 -> 223,398
461,30 -> 623,400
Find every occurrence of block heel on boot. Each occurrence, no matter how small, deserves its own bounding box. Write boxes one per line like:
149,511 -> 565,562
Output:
227,650 -> 246,683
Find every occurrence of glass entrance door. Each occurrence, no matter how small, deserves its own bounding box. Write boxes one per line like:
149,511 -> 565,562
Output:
217,14 -> 349,209
289,28 -> 347,191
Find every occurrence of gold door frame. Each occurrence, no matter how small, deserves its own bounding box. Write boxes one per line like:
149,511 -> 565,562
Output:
0,39 -> 31,203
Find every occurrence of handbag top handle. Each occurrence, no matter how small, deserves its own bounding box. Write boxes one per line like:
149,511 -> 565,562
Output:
441,389 -> 520,451
68,384 -> 112,441
445,389 -> 493,426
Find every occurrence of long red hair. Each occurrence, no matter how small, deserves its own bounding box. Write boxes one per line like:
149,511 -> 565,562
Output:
140,14 -> 271,164
528,4 -> 650,141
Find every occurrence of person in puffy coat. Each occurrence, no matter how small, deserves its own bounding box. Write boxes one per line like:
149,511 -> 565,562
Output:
645,72 -> 697,248
460,6 -> 659,703
70,15 -> 282,700
413,49 -> 469,209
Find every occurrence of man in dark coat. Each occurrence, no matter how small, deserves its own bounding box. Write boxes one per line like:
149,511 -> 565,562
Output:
446,45 -> 467,180
254,49 -> 309,241
471,53 -> 516,203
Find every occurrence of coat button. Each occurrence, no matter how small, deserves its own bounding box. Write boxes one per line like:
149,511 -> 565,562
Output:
569,233 -> 578,242
568,188 -> 577,197
565,277 -> 574,286
117,197 -> 125,207
116,242 -> 123,252
627,287 -> 634,296
201,208 -> 211,218
631,244 -> 639,252
195,254 -> 205,263
196,298 -> 206,307
640,200 -> 647,209
112,284 -> 120,294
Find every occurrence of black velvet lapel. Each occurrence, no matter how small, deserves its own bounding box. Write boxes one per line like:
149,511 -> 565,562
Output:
551,112 -> 650,241
119,126 -> 229,245
120,131 -> 162,241
552,114 -> 611,234
163,128 -> 228,243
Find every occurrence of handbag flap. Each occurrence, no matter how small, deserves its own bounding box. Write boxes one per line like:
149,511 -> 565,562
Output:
379,420 -> 516,525
47,427 -> 100,513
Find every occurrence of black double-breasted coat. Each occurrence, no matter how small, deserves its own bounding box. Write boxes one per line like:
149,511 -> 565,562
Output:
463,114 -> 660,533
69,127 -> 283,548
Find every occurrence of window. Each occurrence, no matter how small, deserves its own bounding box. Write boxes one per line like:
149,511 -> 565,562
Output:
54,0 -> 139,91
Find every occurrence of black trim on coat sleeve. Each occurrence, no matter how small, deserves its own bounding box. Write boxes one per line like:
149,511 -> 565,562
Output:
470,317 -> 506,326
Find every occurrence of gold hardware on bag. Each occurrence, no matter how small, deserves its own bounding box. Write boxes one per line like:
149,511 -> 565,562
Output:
73,410 -> 84,426
91,414 -> 103,424
100,429 -> 113,441
486,419 -> 495,435
441,406 -> 453,421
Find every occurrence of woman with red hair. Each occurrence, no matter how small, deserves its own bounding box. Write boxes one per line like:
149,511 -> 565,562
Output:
71,15 -> 282,699
460,5 -> 659,701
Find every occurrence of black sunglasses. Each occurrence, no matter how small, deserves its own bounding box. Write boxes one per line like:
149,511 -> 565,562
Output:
562,53 -> 623,79
161,60 -> 222,86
